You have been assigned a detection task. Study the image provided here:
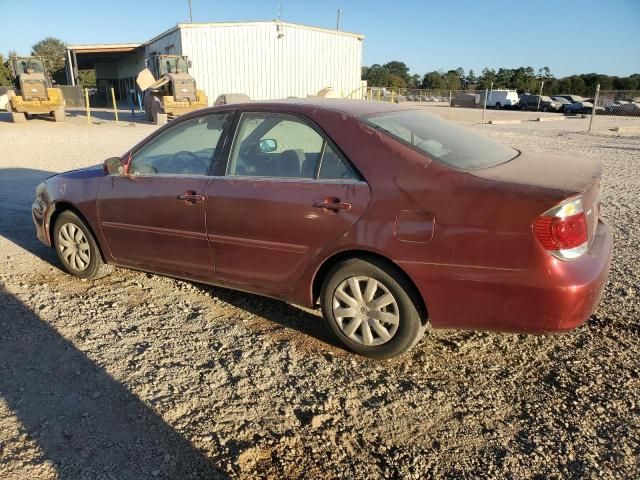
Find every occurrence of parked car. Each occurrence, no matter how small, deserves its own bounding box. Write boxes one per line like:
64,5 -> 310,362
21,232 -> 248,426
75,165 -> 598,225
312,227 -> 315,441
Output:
563,101 -> 604,114
551,96 -> 573,112
33,100 -> 612,359
451,92 -> 479,108
553,94 -> 586,104
605,101 -> 640,116
480,89 -> 519,109
519,94 -> 562,112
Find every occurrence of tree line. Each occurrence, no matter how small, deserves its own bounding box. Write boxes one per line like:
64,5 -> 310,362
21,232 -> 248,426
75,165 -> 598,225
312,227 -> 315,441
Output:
363,61 -> 640,96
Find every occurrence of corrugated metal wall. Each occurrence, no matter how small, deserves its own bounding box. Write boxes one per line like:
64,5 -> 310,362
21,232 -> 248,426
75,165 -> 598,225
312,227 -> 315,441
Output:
147,29 -> 182,57
174,22 -> 362,104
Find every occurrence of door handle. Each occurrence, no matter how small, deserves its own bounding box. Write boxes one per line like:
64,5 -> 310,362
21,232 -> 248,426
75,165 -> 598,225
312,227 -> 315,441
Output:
177,191 -> 205,204
313,197 -> 352,212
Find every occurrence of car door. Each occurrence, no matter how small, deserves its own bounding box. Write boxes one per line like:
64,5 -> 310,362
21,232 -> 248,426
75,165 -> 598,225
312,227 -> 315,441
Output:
97,112 -> 232,281
206,111 -> 371,293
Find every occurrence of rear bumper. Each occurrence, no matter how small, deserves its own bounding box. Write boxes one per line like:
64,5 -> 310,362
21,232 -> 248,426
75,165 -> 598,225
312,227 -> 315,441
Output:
399,220 -> 612,333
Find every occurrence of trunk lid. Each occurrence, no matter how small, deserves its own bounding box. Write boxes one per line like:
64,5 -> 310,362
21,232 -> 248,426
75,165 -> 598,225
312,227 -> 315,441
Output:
471,152 -> 602,243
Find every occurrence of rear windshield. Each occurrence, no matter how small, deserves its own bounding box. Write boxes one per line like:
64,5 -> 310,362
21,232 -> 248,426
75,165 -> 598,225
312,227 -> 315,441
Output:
364,110 -> 518,170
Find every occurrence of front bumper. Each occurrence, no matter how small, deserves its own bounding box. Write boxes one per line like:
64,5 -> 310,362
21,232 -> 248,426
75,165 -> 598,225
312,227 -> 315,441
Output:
399,220 -> 613,333
32,196 -> 51,247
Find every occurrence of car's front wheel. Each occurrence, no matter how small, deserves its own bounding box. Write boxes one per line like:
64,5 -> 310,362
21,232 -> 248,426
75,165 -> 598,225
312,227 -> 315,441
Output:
53,210 -> 111,280
320,258 -> 426,359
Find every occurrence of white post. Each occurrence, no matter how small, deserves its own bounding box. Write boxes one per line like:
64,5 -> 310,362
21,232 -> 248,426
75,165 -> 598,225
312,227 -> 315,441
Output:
537,80 -> 545,111
588,84 -> 600,133
67,49 -> 75,86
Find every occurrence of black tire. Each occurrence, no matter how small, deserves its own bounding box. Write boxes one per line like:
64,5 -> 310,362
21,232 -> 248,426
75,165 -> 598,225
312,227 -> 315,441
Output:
320,258 -> 426,359
541,105 -> 549,112
520,104 -> 528,111
53,210 -> 112,280
495,102 -> 501,110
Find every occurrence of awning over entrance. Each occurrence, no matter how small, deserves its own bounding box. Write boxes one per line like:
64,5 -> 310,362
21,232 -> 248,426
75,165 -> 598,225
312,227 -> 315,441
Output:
66,43 -> 143,85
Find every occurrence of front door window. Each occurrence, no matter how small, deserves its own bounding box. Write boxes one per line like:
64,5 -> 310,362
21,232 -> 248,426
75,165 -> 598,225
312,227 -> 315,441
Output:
130,113 -> 230,175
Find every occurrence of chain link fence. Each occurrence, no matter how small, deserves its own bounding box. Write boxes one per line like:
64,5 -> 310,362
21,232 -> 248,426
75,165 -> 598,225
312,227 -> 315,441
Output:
346,85 -> 640,132
595,90 -> 640,117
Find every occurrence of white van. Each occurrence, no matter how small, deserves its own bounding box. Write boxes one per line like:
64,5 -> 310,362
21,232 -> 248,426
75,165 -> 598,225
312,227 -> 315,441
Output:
481,90 -> 519,109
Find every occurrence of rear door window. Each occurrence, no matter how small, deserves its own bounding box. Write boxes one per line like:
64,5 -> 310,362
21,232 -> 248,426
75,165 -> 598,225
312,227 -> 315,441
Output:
364,109 -> 518,170
227,112 -> 359,180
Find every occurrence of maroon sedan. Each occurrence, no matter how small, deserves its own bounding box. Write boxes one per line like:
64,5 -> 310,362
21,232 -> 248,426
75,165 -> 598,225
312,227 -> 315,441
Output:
33,99 -> 612,359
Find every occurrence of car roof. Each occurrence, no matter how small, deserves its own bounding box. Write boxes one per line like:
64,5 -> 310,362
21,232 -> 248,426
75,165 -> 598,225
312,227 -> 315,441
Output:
203,98 -> 419,119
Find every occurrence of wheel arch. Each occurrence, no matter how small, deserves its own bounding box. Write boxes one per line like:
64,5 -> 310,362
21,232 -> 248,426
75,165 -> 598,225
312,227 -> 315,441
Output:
311,249 -> 428,325
49,201 -> 107,263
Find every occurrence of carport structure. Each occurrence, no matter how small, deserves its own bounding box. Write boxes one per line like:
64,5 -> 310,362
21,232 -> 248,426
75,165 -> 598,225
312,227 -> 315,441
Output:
66,43 -> 144,101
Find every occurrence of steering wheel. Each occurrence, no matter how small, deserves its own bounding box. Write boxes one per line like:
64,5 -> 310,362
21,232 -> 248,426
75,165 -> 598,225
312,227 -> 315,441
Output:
172,150 -> 202,174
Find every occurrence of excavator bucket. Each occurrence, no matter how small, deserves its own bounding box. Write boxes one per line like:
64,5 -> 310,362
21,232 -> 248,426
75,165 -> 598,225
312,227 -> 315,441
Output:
136,68 -> 158,91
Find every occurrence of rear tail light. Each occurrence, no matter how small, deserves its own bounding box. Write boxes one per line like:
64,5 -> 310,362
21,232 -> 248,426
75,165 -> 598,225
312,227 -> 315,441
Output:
533,197 -> 588,260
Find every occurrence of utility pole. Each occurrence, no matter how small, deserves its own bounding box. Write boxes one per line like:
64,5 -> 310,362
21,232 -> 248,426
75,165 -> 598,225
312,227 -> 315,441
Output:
336,9 -> 342,30
188,0 -> 193,22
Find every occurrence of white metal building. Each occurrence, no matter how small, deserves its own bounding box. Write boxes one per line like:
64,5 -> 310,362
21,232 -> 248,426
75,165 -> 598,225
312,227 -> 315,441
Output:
67,21 -> 364,104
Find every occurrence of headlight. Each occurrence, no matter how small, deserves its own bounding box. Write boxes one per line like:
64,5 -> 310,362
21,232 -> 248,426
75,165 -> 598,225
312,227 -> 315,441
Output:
35,182 -> 47,197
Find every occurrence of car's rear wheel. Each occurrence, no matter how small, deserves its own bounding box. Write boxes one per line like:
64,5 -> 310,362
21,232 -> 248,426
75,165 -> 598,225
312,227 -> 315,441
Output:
320,258 -> 426,359
53,210 -> 111,280
495,102 -> 501,110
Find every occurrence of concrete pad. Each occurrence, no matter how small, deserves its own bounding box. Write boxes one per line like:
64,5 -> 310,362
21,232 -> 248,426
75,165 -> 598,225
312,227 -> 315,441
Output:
536,116 -> 566,122
487,119 -> 522,125
612,126 -> 640,133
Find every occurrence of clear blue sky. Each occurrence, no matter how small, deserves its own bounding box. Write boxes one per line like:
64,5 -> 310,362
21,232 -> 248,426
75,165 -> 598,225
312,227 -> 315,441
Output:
1,0 -> 638,78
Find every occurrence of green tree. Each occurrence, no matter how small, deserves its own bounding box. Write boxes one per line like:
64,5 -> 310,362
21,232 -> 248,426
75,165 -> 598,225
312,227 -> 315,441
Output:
383,61 -> 410,84
0,55 -> 12,86
388,73 -> 407,89
537,66 -> 552,79
455,67 -> 465,88
78,69 -> 96,87
445,70 -> 461,90
421,71 -> 447,90
466,69 -> 477,89
477,68 -> 496,90
408,73 -> 422,88
365,64 -> 390,87
31,37 -> 67,84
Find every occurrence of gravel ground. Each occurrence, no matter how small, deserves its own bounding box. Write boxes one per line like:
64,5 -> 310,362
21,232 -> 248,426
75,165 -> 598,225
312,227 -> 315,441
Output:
0,110 -> 638,479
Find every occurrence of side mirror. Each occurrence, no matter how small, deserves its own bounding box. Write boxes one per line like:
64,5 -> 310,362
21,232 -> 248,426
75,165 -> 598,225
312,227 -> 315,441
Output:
103,156 -> 125,175
258,139 -> 277,153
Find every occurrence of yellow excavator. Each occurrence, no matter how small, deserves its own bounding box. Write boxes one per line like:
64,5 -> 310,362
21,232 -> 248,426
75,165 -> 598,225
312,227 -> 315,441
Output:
137,55 -> 207,125
6,56 -> 65,122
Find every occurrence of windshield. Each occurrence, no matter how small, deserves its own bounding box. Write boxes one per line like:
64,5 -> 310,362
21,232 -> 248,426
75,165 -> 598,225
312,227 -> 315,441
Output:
17,58 -> 45,74
364,110 -> 518,170
160,57 -> 189,74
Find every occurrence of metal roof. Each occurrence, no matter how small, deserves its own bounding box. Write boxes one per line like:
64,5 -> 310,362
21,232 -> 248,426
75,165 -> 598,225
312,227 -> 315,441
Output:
67,21 -> 363,54
66,43 -> 143,52
146,20 -> 364,46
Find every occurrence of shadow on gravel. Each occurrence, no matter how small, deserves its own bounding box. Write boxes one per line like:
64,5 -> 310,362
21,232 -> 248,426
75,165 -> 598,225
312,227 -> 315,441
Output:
0,285 -> 226,479
195,284 -> 346,352
0,168 -> 59,265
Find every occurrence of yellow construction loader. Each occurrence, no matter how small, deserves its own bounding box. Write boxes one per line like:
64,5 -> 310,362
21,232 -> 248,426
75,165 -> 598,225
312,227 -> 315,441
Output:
137,55 -> 207,125
6,56 -> 65,122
